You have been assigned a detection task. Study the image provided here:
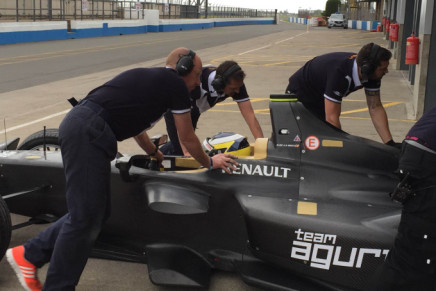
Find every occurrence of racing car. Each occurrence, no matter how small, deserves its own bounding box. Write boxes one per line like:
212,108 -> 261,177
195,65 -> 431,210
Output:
0,94 -> 402,290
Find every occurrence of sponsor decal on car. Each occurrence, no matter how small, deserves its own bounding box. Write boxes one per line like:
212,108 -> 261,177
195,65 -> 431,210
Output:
224,162 -> 292,178
290,228 -> 389,270
305,136 -> 320,150
277,143 -> 300,148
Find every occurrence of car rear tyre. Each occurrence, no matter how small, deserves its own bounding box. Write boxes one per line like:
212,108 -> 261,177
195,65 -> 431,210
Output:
18,128 -> 60,151
0,196 -> 11,261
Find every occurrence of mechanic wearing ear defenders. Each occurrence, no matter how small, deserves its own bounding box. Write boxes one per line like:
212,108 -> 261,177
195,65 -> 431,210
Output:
161,60 -> 264,156
370,104 -> 436,291
286,42 -> 400,148
6,47 -> 238,291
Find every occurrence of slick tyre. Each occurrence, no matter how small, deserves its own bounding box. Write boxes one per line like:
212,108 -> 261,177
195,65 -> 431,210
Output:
18,128 -> 60,151
0,196 -> 11,261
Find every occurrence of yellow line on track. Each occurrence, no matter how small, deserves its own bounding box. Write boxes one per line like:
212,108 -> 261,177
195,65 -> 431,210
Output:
341,116 -> 416,122
342,101 -> 403,115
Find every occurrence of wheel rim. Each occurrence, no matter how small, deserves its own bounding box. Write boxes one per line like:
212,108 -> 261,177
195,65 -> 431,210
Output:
27,144 -> 61,151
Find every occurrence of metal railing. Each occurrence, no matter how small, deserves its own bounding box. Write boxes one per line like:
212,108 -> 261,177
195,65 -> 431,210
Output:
204,5 -> 275,19
0,0 -> 275,22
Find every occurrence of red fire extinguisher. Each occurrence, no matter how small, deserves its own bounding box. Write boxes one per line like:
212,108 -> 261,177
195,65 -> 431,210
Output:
406,33 -> 419,65
390,23 -> 399,41
385,19 -> 390,33
377,23 -> 381,32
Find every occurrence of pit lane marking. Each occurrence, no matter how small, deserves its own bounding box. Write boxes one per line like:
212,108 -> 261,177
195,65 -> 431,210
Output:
274,32 -> 308,44
341,101 -> 403,115
277,43 -> 360,49
341,116 -> 416,122
208,99 -> 414,123
238,32 -> 309,56
211,54 -> 314,65
0,109 -> 69,135
239,45 -> 272,56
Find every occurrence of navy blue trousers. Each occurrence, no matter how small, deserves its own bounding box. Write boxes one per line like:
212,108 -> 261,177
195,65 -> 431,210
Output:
370,142 -> 436,290
24,104 -> 117,290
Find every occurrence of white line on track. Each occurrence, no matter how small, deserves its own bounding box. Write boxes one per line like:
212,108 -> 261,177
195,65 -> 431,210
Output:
275,32 -> 308,44
0,109 -> 70,135
238,45 -> 271,55
239,31 -> 308,55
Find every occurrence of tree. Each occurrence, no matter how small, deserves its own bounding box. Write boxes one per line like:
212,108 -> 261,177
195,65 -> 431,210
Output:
325,0 -> 341,17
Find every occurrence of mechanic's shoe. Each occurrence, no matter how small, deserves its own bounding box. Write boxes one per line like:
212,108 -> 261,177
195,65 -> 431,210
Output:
6,245 -> 42,291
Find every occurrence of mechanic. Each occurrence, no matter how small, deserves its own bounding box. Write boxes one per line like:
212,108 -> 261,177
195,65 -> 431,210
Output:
286,42 -> 400,147
160,60 -> 264,156
370,104 -> 436,291
6,47 -> 238,291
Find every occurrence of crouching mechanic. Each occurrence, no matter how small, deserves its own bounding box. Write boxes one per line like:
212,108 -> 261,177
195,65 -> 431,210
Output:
370,105 -> 436,290
6,47 -> 238,291
286,42 -> 400,147
161,60 -> 264,156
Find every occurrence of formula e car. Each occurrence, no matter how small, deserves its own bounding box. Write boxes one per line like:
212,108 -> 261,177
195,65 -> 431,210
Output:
0,94 -> 402,290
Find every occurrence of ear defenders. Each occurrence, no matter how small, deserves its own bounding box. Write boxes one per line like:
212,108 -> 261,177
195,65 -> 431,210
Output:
176,50 -> 196,76
361,43 -> 380,78
211,64 -> 242,92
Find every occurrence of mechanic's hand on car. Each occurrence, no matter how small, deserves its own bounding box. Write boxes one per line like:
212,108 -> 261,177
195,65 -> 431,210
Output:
151,149 -> 164,164
212,153 -> 238,174
385,139 -> 402,149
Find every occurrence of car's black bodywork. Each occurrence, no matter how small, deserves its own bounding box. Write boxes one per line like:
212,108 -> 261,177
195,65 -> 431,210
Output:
0,95 -> 402,290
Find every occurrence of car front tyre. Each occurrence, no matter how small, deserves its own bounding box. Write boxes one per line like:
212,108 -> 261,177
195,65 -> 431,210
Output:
17,128 -> 60,151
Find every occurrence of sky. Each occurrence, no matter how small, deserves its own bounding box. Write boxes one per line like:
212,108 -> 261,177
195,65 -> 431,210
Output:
207,0 -> 327,13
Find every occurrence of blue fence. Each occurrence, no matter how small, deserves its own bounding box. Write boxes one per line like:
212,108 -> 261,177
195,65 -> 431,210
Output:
289,17 -> 380,31
0,17 -> 275,45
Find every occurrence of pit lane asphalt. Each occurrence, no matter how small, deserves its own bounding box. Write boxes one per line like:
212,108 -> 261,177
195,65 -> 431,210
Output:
0,22 -> 414,290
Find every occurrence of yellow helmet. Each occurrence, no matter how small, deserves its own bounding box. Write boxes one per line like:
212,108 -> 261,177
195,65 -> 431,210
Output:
202,132 -> 251,156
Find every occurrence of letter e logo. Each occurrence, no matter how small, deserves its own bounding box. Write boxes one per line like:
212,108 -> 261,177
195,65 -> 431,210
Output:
305,136 -> 320,150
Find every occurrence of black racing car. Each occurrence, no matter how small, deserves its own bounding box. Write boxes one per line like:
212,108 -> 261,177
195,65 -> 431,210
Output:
0,94 -> 402,290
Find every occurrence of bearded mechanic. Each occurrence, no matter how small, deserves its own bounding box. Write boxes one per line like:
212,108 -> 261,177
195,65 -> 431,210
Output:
286,42 -> 400,147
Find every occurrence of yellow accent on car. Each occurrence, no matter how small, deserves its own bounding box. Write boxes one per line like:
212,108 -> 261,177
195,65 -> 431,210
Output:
322,140 -> 344,147
297,201 -> 318,215
175,157 -> 201,169
25,155 -> 42,159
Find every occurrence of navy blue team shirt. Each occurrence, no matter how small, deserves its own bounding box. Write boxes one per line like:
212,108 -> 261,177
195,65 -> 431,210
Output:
190,66 -> 249,113
286,52 -> 381,117
406,105 -> 436,152
85,67 -> 191,141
